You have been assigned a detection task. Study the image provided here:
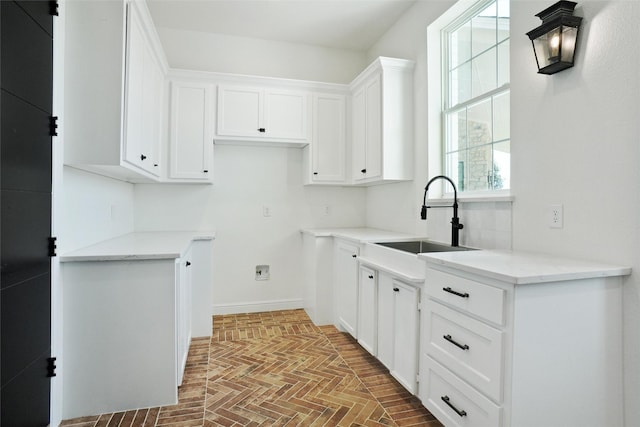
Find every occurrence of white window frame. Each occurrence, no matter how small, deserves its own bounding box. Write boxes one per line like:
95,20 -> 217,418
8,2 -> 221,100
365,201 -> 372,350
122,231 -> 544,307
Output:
427,0 -> 512,200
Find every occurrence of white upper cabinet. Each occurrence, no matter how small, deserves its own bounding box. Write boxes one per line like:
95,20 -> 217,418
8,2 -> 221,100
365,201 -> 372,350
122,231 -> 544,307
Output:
64,0 -> 167,183
303,93 -> 346,184
350,57 -> 415,185
168,80 -> 214,183
216,85 -> 310,146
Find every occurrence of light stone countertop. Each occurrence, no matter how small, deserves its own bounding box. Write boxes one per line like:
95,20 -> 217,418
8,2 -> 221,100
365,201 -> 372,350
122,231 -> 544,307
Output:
420,250 -> 631,285
300,227 -> 429,244
59,231 -> 216,262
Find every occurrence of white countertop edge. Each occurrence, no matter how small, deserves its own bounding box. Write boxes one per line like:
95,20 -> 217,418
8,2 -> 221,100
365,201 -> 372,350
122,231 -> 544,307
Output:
420,250 -> 631,285
300,227 -> 428,243
60,231 -> 216,262
357,256 -> 425,284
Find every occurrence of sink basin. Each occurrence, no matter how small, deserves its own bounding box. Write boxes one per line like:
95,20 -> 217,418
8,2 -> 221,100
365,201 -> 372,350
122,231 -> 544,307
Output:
375,240 -> 475,254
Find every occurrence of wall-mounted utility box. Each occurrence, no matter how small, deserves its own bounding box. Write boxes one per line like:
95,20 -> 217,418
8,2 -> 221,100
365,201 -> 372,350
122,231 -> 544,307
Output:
255,265 -> 270,281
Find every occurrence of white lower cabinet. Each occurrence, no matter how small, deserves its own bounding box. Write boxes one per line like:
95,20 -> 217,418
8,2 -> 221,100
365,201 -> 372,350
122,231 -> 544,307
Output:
376,272 -> 395,369
334,239 -> 359,338
357,266 -> 377,355
390,280 -> 419,394
420,263 -> 626,427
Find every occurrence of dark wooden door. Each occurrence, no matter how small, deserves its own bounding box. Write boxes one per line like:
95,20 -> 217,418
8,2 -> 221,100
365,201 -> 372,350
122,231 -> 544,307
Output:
1,1 -> 54,425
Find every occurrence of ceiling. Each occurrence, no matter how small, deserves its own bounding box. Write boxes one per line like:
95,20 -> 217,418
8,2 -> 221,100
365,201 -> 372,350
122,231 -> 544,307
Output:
146,0 -> 417,51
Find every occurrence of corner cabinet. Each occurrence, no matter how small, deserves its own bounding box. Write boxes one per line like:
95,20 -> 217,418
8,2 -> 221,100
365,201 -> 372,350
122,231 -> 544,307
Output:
350,57 -> 415,185
168,81 -> 214,183
64,0 -> 167,183
215,85 -> 310,147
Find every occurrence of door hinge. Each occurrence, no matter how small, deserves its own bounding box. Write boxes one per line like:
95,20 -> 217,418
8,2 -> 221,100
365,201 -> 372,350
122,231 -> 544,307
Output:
47,357 -> 57,377
49,1 -> 59,16
48,237 -> 57,257
49,116 -> 58,136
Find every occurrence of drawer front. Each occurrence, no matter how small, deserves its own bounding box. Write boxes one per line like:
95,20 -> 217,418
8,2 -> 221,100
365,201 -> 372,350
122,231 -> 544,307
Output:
424,300 -> 504,402
426,268 -> 505,325
421,355 -> 502,427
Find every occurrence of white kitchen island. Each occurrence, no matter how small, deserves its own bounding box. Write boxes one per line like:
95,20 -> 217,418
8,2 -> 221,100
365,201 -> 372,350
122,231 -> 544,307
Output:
59,231 -> 214,419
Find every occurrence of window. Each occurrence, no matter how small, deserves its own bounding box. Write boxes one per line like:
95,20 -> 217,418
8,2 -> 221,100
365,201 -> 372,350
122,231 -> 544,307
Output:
442,0 -> 510,192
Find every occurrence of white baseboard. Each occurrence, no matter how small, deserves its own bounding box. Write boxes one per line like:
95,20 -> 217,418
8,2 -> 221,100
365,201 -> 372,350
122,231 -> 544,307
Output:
212,298 -> 304,315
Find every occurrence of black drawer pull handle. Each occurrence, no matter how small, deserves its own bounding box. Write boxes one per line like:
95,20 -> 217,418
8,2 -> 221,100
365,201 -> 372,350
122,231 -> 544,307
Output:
360,168 -> 366,173
203,170 -> 209,173
368,275 -> 374,279
313,172 -> 318,175
443,286 -> 469,298
140,154 -> 147,161
258,128 -> 266,133
443,334 -> 469,350
393,287 -> 399,292
441,396 -> 467,417
352,254 -> 357,258
186,261 -> 191,267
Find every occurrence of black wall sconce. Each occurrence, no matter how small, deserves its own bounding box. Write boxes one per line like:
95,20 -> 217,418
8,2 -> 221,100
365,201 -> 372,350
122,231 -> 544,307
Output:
526,1 -> 582,75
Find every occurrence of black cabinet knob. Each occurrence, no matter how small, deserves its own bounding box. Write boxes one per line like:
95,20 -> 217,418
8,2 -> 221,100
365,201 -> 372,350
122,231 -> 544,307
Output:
313,172 -> 318,175
393,287 -> 400,292
153,163 -> 158,167
203,170 -> 209,173
368,275 -> 374,279
186,261 -> 191,267
258,128 -> 266,133
140,154 -> 147,161
361,168 -> 366,173
352,254 -> 357,258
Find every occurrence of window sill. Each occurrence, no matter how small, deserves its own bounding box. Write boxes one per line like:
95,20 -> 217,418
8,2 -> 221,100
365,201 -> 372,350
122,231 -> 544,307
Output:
427,192 -> 514,205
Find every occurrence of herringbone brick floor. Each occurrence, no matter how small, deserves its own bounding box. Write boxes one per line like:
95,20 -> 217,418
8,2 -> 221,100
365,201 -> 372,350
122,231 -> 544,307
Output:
60,310 -> 442,427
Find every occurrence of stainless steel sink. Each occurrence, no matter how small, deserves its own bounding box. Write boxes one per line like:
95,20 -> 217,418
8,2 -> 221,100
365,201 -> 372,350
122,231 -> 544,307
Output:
375,240 -> 475,254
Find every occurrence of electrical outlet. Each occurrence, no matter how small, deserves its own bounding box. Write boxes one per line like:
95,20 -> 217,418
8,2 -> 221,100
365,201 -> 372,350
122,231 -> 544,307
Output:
262,206 -> 271,217
255,265 -> 270,281
549,204 -> 563,228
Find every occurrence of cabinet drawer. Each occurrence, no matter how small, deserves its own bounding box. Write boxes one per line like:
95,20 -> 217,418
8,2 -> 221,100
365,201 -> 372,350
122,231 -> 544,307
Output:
424,301 -> 504,402
426,268 -> 505,325
421,356 -> 502,427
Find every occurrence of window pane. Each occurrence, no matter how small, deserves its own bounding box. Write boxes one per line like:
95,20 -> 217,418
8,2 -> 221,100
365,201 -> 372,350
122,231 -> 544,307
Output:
450,61 -> 471,105
466,145 -> 492,191
446,108 -> 467,152
497,0 -> 509,42
450,22 -> 471,69
493,92 -> 509,142
446,150 -> 466,192
492,140 -> 510,190
471,47 -> 497,98
497,39 -> 509,87
472,4 -> 497,57
467,98 -> 492,147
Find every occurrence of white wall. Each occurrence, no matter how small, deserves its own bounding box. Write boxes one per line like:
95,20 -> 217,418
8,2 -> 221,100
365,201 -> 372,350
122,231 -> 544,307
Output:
134,145 -> 366,313
58,167 -> 135,253
509,2 -> 640,425
157,27 -> 367,84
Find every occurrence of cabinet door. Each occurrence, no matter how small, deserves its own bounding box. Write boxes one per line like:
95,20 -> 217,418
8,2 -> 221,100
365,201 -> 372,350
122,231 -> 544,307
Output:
334,240 -> 359,338
392,280 -> 419,394
169,81 -> 213,181
351,86 -> 366,182
357,266 -> 377,356
264,89 -> 308,140
217,85 -> 263,137
310,93 -> 345,183
363,74 -> 382,180
377,272 -> 395,369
